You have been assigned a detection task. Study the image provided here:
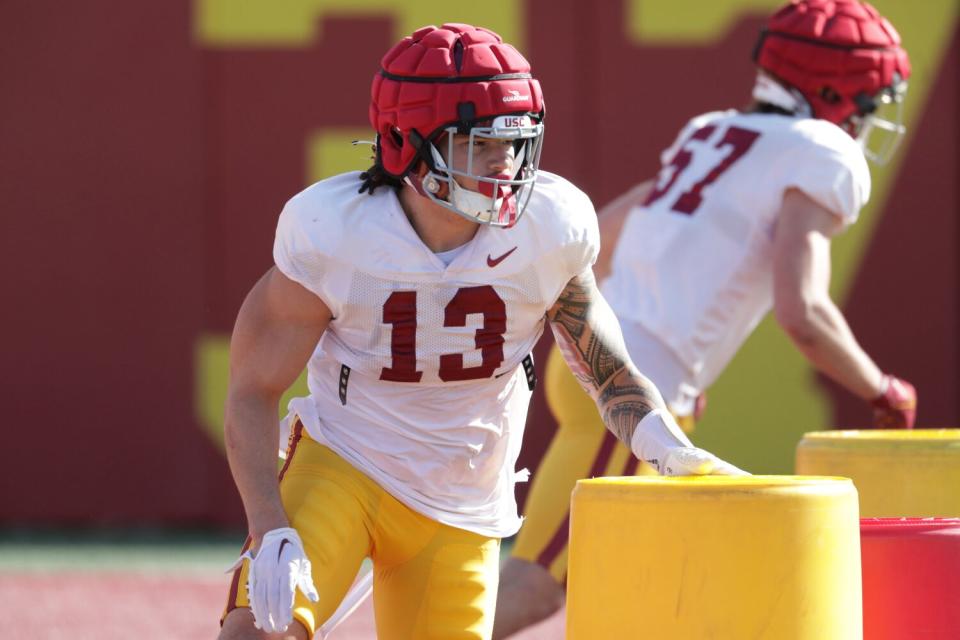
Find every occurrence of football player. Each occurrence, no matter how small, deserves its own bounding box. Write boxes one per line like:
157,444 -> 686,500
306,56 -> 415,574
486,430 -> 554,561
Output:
217,23 -> 743,640
494,1 -> 917,637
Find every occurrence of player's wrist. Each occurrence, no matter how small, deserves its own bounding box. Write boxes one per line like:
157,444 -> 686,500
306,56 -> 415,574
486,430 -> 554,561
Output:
630,408 -> 694,462
259,527 -> 298,542
869,373 -> 890,402
869,374 -> 917,429
246,502 -> 290,531
870,373 -> 911,406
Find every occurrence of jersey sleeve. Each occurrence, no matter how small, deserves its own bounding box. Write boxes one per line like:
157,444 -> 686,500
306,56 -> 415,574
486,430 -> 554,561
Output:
785,124 -> 871,227
272,191 -> 339,312
562,184 -> 601,279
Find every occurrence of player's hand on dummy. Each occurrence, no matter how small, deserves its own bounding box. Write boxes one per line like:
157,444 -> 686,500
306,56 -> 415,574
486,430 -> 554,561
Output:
871,374 -> 917,429
234,527 -> 319,632
630,409 -> 748,476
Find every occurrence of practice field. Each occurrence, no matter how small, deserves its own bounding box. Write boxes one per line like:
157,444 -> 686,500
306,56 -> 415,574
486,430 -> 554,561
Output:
0,530 -> 563,639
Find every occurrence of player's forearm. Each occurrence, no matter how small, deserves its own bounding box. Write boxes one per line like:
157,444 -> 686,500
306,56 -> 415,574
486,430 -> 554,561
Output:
224,391 -> 290,543
592,363 -> 668,445
550,275 -> 746,476
548,273 -> 666,445
781,298 -> 884,400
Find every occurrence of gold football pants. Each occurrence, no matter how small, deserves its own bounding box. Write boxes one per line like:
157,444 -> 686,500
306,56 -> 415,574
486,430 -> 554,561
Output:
224,422 -> 500,639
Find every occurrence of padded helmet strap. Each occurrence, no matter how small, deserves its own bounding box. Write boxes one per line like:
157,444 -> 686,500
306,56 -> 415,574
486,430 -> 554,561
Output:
457,102 -> 477,133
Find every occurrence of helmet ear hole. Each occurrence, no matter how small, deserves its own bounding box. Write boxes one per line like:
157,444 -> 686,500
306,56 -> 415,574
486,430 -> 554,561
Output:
853,92 -> 877,115
819,86 -> 842,104
390,127 -> 404,147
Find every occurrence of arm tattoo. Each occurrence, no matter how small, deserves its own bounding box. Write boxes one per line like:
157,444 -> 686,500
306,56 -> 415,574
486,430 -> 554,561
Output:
548,271 -> 665,445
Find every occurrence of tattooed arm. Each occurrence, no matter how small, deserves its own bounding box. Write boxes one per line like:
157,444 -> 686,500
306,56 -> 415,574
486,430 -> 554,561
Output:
546,268 -> 665,444
547,270 -> 747,475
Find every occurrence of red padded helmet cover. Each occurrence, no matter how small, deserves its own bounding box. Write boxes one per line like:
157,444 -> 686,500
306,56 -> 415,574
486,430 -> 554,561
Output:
369,24 -> 544,178
756,0 -> 910,124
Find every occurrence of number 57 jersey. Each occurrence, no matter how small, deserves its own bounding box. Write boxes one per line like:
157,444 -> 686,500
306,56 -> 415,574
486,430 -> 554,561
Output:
603,110 -> 870,395
273,170 -> 599,538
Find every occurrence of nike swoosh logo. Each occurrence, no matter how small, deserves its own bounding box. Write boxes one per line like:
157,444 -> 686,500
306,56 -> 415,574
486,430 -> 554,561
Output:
277,538 -> 291,561
487,246 -> 517,267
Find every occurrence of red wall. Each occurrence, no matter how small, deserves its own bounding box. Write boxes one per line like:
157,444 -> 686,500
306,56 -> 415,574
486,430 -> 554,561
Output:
1,1 -> 231,525
1,1 -> 955,527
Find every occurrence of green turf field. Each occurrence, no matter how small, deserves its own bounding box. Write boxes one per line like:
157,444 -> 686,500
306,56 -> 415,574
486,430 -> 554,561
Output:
0,528 -> 519,573
0,529 -> 244,573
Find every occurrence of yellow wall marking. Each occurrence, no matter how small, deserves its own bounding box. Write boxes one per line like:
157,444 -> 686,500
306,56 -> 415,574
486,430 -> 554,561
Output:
306,128 -> 377,183
626,0 -> 781,44
195,334 -> 310,451
195,0 -> 523,51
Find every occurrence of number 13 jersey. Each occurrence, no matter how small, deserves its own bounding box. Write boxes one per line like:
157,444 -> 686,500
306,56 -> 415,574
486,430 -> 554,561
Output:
273,170 -> 599,537
603,110 -> 870,394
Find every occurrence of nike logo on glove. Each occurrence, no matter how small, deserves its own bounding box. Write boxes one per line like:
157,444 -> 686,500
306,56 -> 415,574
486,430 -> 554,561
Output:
277,538 -> 291,560
487,246 -> 517,267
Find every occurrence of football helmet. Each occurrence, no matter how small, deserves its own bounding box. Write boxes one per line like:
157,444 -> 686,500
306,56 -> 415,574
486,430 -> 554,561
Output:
368,23 -> 545,227
753,0 -> 911,164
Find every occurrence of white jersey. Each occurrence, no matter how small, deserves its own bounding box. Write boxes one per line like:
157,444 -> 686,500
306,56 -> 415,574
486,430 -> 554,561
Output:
603,111 -> 870,403
274,170 -> 598,537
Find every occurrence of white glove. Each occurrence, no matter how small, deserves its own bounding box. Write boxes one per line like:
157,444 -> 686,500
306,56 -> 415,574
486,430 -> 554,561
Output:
630,409 -> 748,476
235,527 -> 319,632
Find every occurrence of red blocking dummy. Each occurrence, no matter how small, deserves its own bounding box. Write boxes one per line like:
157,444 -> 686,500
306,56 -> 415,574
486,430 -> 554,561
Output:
861,518 -> 960,640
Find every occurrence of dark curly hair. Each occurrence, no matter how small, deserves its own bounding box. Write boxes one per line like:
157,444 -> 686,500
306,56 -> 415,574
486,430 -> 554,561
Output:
358,162 -> 404,195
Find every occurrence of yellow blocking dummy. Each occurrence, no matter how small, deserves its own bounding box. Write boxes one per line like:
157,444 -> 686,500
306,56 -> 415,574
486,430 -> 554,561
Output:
567,476 -> 862,640
510,345 -> 660,582
224,427 -> 500,639
796,429 -> 960,517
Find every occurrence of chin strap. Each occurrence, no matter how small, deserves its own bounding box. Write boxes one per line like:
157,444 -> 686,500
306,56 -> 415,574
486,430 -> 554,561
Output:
499,191 -> 517,227
477,172 -> 518,226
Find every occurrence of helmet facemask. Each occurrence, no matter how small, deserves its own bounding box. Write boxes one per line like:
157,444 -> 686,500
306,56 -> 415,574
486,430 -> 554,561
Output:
849,74 -> 908,166
413,114 -> 545,228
